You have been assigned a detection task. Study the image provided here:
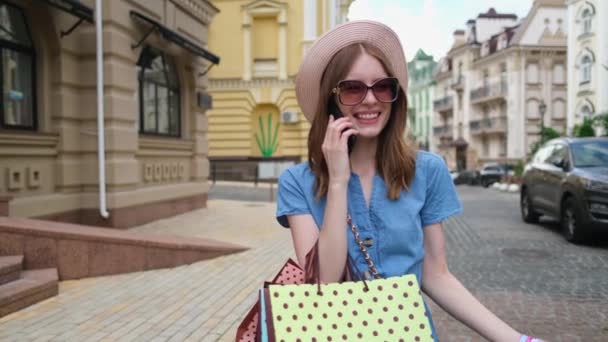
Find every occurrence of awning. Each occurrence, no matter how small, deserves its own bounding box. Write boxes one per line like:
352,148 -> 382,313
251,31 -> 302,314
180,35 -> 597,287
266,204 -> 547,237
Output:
130,11 -> 220,65
40,0 -> 94,23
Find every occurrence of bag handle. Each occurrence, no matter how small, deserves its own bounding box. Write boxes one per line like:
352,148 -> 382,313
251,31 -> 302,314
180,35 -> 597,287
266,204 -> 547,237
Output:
347,214 -> 381,279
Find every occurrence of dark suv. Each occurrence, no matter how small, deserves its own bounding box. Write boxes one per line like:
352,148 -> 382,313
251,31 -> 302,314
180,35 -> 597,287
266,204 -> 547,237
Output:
520,137 -> 608,242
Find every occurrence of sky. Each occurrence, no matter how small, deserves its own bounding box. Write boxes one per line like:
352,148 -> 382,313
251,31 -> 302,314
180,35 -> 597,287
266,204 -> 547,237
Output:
348,0 -> 534,61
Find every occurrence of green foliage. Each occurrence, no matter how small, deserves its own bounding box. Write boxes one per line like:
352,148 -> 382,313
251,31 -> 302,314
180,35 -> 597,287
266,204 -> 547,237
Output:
513,160 -> 525,177
573,117 -> 596,137
529,127 -> 563,158
593,112 -> 608,136
255,113 -> 280,157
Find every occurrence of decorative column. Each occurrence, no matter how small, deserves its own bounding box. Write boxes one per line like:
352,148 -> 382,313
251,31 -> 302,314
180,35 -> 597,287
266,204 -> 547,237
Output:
278,8 -> 287,80
243,12 -> 252,81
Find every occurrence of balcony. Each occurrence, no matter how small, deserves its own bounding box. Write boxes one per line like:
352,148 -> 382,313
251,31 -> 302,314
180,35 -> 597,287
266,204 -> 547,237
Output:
470,81 -> 508,104
451,75 -> 465,91
433,96 -> 453,112
433,124 -> 453,139
469,116 -> 507,136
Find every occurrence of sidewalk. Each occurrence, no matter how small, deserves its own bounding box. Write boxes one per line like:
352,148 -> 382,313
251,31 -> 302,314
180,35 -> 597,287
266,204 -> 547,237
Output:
0,199 -> 293,342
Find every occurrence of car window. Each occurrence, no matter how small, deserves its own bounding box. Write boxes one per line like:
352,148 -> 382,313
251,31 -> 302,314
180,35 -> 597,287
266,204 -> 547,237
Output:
533,144 -> 554,164
547,144 -> 569,165
571,141 -> 608,167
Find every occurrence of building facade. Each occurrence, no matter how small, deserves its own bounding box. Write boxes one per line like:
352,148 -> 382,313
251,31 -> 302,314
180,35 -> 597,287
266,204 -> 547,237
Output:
206,0 -> 352,163
566,0 -> 607,134
433,1 -> 568,170
407,49 -> 436,151
0,0 -> 219,228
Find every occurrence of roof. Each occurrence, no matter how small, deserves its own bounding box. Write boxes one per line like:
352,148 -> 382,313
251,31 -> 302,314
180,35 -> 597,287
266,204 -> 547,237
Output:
477,8 -> 517,20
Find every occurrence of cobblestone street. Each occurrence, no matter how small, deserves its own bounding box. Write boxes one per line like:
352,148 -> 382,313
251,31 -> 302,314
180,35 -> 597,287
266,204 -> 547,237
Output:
0,183 -> 606,341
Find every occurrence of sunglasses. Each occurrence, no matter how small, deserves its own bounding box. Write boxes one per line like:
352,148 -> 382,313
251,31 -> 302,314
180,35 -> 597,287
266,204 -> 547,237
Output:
332,77 -> 399,106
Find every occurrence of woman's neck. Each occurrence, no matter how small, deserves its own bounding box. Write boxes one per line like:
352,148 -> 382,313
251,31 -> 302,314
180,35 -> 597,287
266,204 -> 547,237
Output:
350,137 -> 377,177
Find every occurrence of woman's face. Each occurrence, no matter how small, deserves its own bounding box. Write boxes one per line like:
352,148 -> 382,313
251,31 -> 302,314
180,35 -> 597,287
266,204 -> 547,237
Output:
335,52 -> 393,140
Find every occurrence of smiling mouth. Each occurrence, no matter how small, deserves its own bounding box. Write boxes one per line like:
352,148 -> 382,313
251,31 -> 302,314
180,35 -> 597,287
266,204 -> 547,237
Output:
354,112 -> 381,120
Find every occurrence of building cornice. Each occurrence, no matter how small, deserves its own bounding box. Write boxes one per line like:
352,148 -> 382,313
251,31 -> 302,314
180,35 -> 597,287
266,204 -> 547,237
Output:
209,78 -> 296,89
171,0 -> 220,25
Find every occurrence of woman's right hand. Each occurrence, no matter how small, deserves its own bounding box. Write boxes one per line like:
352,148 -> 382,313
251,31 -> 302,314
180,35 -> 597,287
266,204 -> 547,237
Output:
321,115 -> 358,186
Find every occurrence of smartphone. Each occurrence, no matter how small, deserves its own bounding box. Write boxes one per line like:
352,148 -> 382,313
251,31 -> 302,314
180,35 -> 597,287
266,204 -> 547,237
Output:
328,101 -> 356,154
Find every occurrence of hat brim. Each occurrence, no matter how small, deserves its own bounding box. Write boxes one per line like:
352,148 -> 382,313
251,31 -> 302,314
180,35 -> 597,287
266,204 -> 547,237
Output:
295,20 -> 409,122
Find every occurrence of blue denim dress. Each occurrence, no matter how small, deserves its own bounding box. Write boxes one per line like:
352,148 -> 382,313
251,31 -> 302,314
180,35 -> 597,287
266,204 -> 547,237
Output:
276,151 -> 463,341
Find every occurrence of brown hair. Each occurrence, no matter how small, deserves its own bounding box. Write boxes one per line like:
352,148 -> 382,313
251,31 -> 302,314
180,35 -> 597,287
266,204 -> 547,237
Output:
308,43 -> 417,200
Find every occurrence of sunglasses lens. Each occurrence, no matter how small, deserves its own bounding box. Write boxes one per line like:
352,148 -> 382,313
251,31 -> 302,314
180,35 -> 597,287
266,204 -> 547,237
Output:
338,81 -> 366,105
372,78 -> 398,102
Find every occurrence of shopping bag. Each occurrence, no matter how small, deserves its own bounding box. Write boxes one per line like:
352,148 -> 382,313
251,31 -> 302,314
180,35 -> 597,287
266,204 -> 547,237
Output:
236,259 -> 305,341
265,275 -> 434,342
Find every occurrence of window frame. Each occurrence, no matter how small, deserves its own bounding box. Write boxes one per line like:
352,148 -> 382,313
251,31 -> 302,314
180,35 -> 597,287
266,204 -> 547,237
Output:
581,8 -> 592,35
137,46 -> 181,138
0,1 -> 37,131
580,55 -> 592,84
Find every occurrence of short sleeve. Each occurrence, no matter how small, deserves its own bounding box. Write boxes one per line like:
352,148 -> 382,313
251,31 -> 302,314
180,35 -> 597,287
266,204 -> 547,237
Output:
276,168 -> 311,228
420,154 -> 463,227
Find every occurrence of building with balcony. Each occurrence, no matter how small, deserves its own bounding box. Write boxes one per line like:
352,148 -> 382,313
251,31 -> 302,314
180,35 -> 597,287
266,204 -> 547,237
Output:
0,0 -> 220,228
407,49 -> 437,151
432,1 -> 568,170
207,0 -> 353,164
566,0 -> 607,135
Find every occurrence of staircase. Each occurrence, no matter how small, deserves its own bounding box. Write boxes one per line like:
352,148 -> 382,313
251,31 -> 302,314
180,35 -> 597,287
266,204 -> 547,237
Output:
0,256 -> 58,318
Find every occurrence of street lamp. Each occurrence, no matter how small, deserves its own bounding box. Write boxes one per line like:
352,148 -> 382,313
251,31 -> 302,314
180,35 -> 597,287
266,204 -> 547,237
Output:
538,100 -> 547,139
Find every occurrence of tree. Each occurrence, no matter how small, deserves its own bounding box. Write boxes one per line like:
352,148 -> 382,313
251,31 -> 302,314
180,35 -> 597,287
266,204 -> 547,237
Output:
573,117 -> 596,137
529,127 -> 562,158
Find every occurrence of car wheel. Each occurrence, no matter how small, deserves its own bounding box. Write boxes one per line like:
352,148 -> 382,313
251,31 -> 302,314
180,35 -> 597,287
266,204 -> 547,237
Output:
482,179 -> 490,188
561,197 -> 586,243
521,189 -> 540,223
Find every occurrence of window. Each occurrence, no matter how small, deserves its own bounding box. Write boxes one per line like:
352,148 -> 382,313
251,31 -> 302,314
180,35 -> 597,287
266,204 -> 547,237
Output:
580,104 -> 592,118
580,55 -> 592,84
552,64 -> 565,84
526,63 -> 539,84
0,2 -> 35,130
138,46 -> 180,136
582,8 -> 592,34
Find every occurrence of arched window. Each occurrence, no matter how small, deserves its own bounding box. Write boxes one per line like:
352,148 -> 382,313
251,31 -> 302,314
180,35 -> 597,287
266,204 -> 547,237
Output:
580,104 -> 592,118
0,2 -> 35,130
138,46 -> 180,136
580,55 -> 592,84
582,8 -> 592,34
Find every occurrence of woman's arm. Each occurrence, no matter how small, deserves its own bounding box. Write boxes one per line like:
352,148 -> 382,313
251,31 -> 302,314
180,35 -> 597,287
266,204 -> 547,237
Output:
421,223 -> 522,342
287,180 -> 349,283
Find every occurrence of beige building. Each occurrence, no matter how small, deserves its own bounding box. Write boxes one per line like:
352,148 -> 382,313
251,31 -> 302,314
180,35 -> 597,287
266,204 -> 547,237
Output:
433,1 -> 568,170
0,0 -> 220,228
566,0 -> 607,134
206,0 -> 353,168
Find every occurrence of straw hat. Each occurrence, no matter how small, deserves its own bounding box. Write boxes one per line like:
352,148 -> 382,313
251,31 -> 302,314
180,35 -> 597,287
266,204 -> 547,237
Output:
295,20 -> 409,122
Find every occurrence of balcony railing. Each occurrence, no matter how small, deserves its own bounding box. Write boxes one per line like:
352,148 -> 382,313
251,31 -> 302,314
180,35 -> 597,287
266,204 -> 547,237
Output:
469,116 -> 507,135
433,124 -> 453,139
451,75 -> 465,90
470,81 -> 508,104
433,96 -> 453,112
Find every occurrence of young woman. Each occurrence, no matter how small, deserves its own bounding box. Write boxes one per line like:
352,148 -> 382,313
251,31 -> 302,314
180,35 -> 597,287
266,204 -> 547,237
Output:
276,20 -> 543,342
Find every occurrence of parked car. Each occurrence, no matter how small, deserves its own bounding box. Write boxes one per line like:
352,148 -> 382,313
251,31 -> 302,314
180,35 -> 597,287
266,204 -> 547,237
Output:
520,137 -> 608,243
453,170 -> 481,185
479,162 -> 513,187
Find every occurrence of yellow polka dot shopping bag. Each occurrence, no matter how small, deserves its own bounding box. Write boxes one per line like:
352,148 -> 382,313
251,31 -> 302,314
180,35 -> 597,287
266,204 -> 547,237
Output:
262,275 -> 433,342
256,215 -> 433,342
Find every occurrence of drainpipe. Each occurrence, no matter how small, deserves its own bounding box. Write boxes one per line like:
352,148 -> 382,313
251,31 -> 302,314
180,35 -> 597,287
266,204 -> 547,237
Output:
96,0 -> 109,219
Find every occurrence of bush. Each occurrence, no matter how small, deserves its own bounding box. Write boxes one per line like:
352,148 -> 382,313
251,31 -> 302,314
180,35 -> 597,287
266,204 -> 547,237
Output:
528,127 -> 563,158
573,117 -> 596,137
513,160 -> 524,177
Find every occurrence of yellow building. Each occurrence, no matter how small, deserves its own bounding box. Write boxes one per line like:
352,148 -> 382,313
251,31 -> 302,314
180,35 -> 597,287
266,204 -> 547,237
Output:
207,0 -> 353,173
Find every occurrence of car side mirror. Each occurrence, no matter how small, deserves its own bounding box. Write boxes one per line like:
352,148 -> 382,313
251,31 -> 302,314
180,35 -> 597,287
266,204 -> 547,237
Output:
552,158 -> 567,170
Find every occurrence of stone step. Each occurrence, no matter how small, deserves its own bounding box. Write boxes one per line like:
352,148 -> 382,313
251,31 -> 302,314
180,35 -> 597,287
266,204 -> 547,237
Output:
0,268 -> 58,318
0,256 -> 23,286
